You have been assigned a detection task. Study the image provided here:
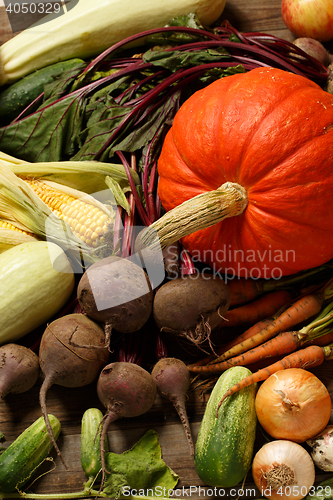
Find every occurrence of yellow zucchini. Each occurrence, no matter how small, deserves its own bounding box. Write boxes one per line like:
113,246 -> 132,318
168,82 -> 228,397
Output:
0,240 -> 75,344
0,0 -> 226,86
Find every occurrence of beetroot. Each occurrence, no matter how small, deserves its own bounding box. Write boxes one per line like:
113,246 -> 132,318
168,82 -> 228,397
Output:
38,313 -> 109,467
152,357 -> 194,456
293,37 -> 332,66
77,255 -> 153,348
0,344 -> 39,399
153,273 -> 231,347
96,361 -> 157,488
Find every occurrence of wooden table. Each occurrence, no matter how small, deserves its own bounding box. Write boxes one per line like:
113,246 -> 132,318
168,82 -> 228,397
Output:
0,1 -> 333,499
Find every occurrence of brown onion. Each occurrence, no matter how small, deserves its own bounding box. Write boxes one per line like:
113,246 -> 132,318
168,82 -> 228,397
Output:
252,440 -> 315,500
255,368 -> 331,442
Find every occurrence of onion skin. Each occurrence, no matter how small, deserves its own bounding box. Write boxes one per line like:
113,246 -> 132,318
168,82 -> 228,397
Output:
252,440 -> 315,500
255,368 -> 331,442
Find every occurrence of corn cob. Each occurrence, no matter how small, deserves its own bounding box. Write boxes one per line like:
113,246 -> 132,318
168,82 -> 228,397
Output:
22,178 -> 113,248
0,152 -> 139,213
0,220 -> 33,235
0,163 -> 116,269
0,223 -> 39,253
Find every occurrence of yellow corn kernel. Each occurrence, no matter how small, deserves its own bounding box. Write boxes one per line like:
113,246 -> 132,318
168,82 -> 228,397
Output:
0,220 -> 33,236
23,178 -> 112,248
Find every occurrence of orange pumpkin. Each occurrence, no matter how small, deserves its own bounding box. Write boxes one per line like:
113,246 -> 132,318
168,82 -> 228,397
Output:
153,67 -> 333,279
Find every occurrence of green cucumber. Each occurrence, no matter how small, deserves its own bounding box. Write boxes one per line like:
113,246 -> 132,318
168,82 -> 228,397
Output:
0,414 -> 61,493
81,407 -> 109,481
194,366 -> 257,488
0,58 -> 85,125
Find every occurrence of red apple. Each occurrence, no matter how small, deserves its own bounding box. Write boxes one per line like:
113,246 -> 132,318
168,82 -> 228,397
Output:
281,0 -> 333,42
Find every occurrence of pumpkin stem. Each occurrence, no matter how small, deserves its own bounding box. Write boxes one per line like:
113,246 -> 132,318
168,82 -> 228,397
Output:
136,182 -> 248,252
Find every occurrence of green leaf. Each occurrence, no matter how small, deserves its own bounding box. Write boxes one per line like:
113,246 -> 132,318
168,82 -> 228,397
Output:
102,429 -> 178,498
305,477 -> 333,500
105,176 -> 131,215
143,48 -> 230,72
146,13 -> 205,45
0,92 -> 86,162
42,61 -> 87,104
72,88 -> 180,162
166,12 -> 204,29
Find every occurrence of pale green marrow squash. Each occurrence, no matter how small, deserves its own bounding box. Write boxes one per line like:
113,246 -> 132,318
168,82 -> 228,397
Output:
194,366 -> 257,488
0,240 -> 75,344
0,0 -> 227,86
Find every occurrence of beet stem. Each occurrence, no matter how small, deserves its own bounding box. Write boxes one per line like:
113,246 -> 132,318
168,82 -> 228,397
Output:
172,397 -> 194,456
39,376 -> 68,470
99,409 -> 122,493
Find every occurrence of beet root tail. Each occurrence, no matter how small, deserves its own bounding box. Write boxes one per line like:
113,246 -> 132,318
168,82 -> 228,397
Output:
39,376 -> 68,470
173,398 -> 194,456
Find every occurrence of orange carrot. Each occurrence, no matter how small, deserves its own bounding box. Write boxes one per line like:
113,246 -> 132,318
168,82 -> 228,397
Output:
215,344 -> 329,417
227,277 -> 262,307
219,290 -> 293,328
188,330 -> 333,374
306,330 -> 333,346
213,292 -> 326,364
220,318 -> 274,348
226,263 -> 333,307
188,330 -> 302,374
189,318 -> 274,367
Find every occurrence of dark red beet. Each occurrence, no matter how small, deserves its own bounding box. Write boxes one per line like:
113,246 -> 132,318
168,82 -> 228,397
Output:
152,357 -> 194,456
77,255 -> 153,348
38,313 -> 109,468
96,361 -> 157,489
0,344 -> 39,398
153,273 -> 231,347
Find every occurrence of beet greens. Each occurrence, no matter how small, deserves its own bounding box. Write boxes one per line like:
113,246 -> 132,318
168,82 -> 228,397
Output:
0,19 -> 328,228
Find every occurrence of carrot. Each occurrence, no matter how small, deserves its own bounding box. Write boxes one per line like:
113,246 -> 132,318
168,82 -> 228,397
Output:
227,277 -> 262,307
189,317 -> 333,374
213,292 -> 326,364
215,344 -> 330,417
188,330 -> 302,374
226,262 -> 333,307
188,318 -> 274,368
305,329 -> 333,346
219,289 -> 293,328
221,318 -> 274,348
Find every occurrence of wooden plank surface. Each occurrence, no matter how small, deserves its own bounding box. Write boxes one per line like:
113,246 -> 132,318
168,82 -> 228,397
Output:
0,1 -> 332,499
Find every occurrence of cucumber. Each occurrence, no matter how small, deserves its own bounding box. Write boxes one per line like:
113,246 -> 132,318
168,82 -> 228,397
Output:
0,58 -> 85,125
0,414 -> 61,493
81,407 -> 109,481
194,366 -> 257,488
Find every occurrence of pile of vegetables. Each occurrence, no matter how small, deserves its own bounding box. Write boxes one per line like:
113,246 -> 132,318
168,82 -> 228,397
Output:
0,409 -> 179,499
2,5 -> 333,500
